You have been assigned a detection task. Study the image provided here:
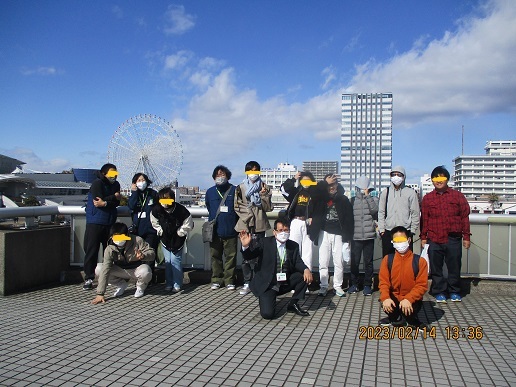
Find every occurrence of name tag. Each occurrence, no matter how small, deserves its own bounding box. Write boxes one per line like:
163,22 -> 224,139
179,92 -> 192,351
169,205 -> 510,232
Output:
220,206 -> 229,213
276,273 -> 287,282
139,212 -> 147,218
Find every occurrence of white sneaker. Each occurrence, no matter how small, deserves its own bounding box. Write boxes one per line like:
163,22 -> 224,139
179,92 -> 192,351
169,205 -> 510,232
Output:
318,287 -> 328,297
134,288 -> 145,298
113,281 -> 128,297
211,283 -> 221,290
335,287 -> 346,297
239,283 -> 250,295
172,286 -> 181,293
226,284 -> 236,290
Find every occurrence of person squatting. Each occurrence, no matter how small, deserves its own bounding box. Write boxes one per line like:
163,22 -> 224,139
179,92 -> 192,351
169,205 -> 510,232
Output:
87,163 -> 471,328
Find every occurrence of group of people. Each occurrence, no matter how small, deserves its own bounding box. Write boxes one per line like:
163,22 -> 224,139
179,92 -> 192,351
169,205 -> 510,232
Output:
83,162 -> 471,329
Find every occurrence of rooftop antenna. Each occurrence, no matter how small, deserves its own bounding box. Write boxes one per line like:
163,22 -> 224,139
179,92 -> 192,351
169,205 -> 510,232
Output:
461,125 -> 464,155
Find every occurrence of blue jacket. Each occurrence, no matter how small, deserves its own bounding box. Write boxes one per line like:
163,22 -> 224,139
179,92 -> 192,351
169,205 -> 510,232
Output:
205,183 -> 238,239
127,187 -> 159,237
85,173 -> 121,226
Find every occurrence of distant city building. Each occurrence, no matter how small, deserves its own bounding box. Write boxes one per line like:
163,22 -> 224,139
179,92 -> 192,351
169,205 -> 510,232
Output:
341,93 -> 393,194
453,140 -> 516,199
420,174 -> 434,199
261,162 -> 297,190
302,161 -> 338,183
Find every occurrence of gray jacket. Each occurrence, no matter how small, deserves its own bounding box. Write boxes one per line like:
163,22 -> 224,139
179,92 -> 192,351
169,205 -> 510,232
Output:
352,191 -> 379,240
378,182 -> 420,233
96,236 -> 155,296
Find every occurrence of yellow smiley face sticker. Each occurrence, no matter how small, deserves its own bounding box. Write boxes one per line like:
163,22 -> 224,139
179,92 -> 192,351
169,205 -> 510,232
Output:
300,180 -> 317,186
392,236 -> 408,243
245,170 -> 261,175
112,234 -> 131,242
159,198 -> 175,205
105,170 -> 119,178
431,176 -> 447,183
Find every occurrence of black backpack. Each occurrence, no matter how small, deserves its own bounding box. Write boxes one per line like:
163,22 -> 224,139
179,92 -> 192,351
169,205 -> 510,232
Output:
387,253 -> 421,280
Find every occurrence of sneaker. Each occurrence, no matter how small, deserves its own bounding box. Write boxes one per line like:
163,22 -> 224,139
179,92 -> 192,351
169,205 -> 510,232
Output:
134,288 -> 145,298
172,286 -> 181,293
240,283 -> 250,295
335,287 -> 346,297
363,286 -> 372,296
82,279 -> 93,290
450,293 -> 462,302
435,294 -> 447,303
211,283 -> 221,290
226,284 -> 236,290
113,281 -> 128,297
408,319 -> 430,333
379,317 -> 391,327
318,287 -> 328,297
347,284 -> 358,294
305,288 -> 310,294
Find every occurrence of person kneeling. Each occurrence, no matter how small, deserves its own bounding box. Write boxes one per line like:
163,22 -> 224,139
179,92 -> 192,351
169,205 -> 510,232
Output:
378,226 -> 428,329
92,222 -> 155,304
239,218 -> 313,320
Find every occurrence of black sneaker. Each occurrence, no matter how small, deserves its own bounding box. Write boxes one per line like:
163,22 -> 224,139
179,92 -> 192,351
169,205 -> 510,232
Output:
379,317 -> 391,327
408,319 -> 429,333
82,279 -> 93,290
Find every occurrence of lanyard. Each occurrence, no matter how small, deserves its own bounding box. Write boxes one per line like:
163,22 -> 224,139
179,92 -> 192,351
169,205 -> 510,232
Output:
278,245 -> 286,271
216,189 -> 224,200
138,191 -> 149,208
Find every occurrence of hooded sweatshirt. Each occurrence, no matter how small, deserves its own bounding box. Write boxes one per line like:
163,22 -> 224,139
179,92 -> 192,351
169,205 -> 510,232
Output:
378,166 -> 420,233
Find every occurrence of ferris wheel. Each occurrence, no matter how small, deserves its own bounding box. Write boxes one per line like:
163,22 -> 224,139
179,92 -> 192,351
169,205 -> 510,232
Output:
107,114 -> 183,191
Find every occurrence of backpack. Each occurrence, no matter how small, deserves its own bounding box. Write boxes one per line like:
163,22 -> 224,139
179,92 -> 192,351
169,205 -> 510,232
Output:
387,253 -> 421,280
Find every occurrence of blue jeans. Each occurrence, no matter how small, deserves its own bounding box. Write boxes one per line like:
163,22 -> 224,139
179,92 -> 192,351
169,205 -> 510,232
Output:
162,245 -> 183,289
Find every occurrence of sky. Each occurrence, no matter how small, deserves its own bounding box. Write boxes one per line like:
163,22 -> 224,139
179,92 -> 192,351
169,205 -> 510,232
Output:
1,0 -> 515,189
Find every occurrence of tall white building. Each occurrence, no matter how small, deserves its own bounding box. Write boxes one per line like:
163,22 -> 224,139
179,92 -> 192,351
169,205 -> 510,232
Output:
341,93 -> 393,194
260,162 -> 297,190
302,161 -> 338,182
453,140 -> 516,199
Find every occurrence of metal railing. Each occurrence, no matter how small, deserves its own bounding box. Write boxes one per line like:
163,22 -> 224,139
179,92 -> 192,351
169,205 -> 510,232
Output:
0,206 -> 515,279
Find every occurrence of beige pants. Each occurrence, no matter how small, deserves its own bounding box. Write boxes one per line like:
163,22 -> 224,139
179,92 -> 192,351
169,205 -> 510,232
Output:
95,263 -> 152,290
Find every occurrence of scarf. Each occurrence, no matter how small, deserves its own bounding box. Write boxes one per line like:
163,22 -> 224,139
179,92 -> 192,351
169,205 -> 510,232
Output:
243,177 -> 262,207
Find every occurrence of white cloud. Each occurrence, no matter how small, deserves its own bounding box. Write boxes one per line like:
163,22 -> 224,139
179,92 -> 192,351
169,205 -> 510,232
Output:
163,5 -> 195,35
111,5 -> 123,19
164,50 -> 194,70
21,66 -> 58,76
345,0 -> 516,127
321,66 -> 337,90
1,148 -> 70,173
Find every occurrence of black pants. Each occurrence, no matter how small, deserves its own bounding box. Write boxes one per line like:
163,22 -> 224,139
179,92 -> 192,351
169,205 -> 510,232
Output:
350,239 -> 375,287
258,272 -> 308,320
381,229 -> 414,258
83,223 -> 111,280
429,237 -> 463,296
384,295 -> 422,325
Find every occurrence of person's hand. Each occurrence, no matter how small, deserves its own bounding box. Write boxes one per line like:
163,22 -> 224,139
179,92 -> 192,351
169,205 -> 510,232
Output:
135,248 -> 143,260
91,295 -> 105,305
363,188 -> 369,196
295,172 -> 302,180
463,240 -> 471,249
239,231 -> 252,248
307,218 -> 312,226
399,299 -> 413,315
304,269 -> 313,284
382,298 -> 395,313
93,197 -> 106,207
325,174 -> 338,185
260,182 -> 268,194
131,183 -> 137,191
114,192 -> 121,200
421,239 -> 427,248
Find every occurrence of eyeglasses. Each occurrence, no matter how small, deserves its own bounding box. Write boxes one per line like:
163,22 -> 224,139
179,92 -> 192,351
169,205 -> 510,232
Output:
390,172 -> 404,177
275,228 -> 290,233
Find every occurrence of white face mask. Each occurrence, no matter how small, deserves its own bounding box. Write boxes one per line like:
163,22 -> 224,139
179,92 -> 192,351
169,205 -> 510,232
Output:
391,176 -> 404,186
215,176 -> 227,185
248,174 -> 259,182
275,231 -> 290,243
136,181 -> 147,191
392,241 -> 410,254
113,240 -> 126,248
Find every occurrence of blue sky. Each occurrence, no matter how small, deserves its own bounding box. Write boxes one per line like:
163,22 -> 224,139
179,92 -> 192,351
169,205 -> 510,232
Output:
1,0 -> 515,189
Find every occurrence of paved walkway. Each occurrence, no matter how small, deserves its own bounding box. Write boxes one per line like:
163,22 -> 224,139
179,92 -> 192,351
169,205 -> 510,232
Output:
0,277 -> 515,387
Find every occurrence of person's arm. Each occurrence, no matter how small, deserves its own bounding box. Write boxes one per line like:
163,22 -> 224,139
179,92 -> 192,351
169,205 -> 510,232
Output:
177,213 -> 193,237
135,237 -> 155,262
150,211 -> 163,236
280,177 -> 298,202
366,195 -> 379,217
127,189 -> 139,211
403,258 -> 428,305
239,231 -> 261,260
259,183 -> 273,212
409,190 -> 420,234
234,185 -> 252,226
378,189 -> 386,233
